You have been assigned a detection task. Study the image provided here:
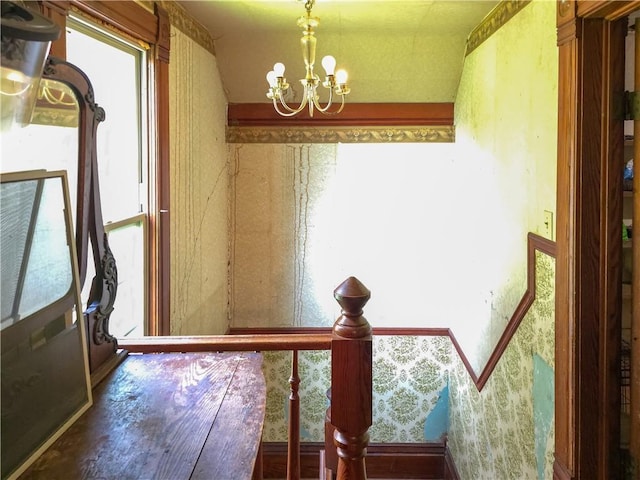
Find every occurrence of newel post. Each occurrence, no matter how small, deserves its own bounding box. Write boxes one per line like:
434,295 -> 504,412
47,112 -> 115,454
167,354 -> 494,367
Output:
331,276 -> 372,480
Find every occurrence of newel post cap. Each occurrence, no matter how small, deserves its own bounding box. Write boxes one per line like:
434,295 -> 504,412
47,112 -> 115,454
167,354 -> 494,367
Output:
333,276 -> 371,338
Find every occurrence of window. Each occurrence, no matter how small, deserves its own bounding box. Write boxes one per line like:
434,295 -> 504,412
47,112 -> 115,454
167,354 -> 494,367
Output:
66,17 -> 149,337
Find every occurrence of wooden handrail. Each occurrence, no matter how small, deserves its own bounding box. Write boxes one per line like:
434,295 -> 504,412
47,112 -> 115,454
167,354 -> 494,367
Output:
119,333 -> 332,353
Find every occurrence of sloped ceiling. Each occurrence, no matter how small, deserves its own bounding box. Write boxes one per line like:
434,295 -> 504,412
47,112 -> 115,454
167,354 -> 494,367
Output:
177,0 -> 500,104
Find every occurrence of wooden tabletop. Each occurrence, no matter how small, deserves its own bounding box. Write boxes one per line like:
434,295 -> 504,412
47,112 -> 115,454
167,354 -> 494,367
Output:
19,351 -> 266,480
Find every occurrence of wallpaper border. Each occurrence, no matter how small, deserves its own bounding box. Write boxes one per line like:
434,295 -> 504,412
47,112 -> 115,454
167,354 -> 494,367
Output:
465,0 -> 532,56
155,0 -> 215,55
226,125 -> 455,144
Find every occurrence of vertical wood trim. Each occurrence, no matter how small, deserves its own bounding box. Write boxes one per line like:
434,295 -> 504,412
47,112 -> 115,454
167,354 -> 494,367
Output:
252,441 -> 264,480
631,15 -> 640,477
153,4 -> 171,336
443,443 -> 461,480
577,19 -> 606,478
40,1 -> 69,59
555,8 -> 580,478
556,4 -> 630,478
600,18 -> 626,480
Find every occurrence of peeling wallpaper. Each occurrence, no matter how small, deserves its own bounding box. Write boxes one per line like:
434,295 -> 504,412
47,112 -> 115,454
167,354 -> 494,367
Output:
169,27 -> 229,335
229,144 -> 339,328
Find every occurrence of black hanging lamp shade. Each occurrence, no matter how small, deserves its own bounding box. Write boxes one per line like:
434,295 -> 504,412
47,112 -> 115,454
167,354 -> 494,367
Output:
1,1 -> 60,130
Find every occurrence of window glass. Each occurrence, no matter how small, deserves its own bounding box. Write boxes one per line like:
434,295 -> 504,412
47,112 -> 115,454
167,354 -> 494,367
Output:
66,20 -> 146,221
1,177 -> 72,328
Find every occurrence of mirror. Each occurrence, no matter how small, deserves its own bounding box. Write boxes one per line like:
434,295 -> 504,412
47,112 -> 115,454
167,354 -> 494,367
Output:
1,78 -> 79,223
0,170 -> 92,480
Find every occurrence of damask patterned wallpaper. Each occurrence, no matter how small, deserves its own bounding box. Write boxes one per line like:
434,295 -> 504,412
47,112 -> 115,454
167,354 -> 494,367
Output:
261,335 -> 451,443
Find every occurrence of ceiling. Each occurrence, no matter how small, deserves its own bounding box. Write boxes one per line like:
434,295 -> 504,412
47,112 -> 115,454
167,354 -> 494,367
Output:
177,0 -> 500,104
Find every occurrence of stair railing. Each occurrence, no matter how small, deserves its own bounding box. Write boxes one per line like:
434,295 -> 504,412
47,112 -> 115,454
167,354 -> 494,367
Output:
119,276 -> 372,480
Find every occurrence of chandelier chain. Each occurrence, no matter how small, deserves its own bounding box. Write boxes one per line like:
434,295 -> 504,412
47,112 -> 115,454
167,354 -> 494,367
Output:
303,0 -> 315,15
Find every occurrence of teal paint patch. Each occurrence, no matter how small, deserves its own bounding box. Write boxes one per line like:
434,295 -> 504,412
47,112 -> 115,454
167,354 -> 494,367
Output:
423,384 -> 449,441
533,354 -> 554,480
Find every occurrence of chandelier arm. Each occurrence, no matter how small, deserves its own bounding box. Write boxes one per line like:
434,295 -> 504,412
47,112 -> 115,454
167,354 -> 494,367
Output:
41,84 -> 75,106
280,90 -> 310,114
272,95 -> 309,117
312,85 -> 335,113
316,92 -> 346,115
333,93 -> 346,114
278,91 -> 305,113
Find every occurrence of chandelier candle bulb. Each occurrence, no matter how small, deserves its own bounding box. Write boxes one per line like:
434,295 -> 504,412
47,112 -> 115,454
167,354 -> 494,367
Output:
264,0 -> 350,117
321,55 -> 336,75
273,62 -> 286,77
266,71 -> 277,87
335,69 -> 348,85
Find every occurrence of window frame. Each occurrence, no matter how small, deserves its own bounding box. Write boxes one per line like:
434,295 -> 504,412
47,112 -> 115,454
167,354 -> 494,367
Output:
40,0 -> 171,337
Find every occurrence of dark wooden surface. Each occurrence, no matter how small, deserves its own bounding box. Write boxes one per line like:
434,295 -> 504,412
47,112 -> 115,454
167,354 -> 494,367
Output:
227,102 -> 454,127
261,442 -> 447,479
19,351 -> 266,480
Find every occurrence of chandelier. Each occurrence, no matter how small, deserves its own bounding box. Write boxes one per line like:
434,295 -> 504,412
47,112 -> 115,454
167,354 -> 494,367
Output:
265,0 -> 350,117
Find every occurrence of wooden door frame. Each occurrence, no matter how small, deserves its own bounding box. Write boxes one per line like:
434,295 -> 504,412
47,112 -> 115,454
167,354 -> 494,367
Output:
555,1 -> 639,478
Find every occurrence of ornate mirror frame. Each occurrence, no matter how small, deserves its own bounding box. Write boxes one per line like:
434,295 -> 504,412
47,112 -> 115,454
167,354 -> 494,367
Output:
41,56 -> 119,381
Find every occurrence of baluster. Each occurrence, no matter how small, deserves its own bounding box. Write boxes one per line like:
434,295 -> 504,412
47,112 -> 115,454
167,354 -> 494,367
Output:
287,350 -> 300,480
324,387 -> 337,479
330,277 -> 372,480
